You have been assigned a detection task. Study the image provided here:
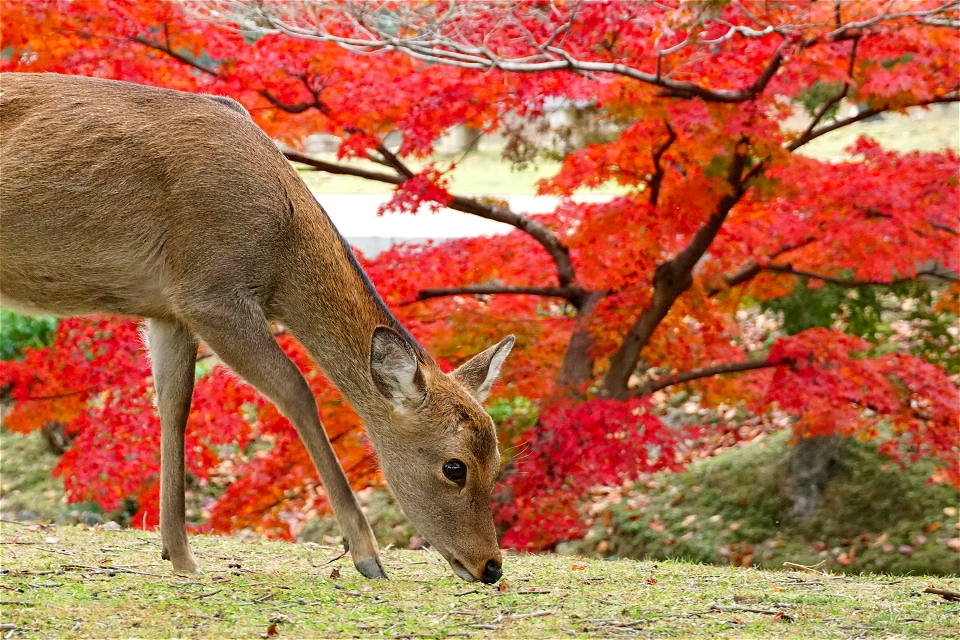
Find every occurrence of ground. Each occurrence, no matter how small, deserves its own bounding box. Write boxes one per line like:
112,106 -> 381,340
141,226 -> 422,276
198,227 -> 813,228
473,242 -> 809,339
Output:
1,523 -> 957,639
577,432 -> 960,578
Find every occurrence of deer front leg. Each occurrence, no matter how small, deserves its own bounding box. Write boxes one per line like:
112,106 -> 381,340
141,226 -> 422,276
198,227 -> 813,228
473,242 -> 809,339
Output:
187,301 -> 387,579
147,319 -> 200,572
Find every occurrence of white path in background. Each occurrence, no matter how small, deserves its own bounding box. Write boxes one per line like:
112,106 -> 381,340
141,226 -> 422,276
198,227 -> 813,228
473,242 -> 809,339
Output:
314,193 -> 614,242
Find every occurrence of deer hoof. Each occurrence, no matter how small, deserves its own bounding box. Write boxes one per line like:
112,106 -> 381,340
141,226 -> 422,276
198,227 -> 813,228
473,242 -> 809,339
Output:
355,557 -> 389,580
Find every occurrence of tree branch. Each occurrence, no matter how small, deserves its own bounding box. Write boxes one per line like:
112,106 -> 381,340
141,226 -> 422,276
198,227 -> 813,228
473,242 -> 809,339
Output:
765,264 -> 959,285
129,28 -> 583,294
787,93 -> 960,151
130,35 -> 221,75
629,357 -> 791,397
601,144 -> 755,398
648,122 -> 676,207
285,150 -> 403,185
245,4 -> 791,104
412,285 -> 588,305
286,151 -> 579,294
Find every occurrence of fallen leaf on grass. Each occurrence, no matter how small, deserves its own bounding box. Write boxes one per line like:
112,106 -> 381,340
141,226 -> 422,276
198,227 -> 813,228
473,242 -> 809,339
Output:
646,578 -> 657,585
329,567 -> 340,580
571,563 -> 587,571
260,622 -> 279,637
498,580 -> 511,592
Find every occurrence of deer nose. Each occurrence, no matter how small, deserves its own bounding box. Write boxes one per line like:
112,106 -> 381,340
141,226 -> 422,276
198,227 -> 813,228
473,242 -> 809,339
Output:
481,559 -> 503,584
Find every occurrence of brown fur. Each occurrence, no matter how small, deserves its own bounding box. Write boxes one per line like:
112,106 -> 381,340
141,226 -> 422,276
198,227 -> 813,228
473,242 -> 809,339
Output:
0,72 -> 513,583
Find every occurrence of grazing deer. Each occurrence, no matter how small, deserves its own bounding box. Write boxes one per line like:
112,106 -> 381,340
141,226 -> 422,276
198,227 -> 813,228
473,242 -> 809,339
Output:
0,72 -> 513,584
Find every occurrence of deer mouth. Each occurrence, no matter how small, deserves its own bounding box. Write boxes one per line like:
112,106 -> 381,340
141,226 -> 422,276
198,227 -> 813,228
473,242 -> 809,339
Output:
446,557 -> 477,582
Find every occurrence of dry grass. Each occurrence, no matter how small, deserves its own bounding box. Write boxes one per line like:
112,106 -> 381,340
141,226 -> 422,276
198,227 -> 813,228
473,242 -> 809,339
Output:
1,522 -> 957,638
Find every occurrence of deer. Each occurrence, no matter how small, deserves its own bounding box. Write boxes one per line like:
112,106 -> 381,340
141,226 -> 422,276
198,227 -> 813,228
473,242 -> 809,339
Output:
0,72 -> 514,584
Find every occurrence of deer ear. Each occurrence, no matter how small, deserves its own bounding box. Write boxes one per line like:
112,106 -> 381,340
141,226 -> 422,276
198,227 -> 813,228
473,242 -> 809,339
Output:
452,335 -> 515,402
370,326 -> 425,411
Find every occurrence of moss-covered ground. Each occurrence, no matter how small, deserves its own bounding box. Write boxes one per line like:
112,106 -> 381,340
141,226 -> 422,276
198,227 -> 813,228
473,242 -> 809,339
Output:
579,432 -> 960,578
1,522 -> 958,639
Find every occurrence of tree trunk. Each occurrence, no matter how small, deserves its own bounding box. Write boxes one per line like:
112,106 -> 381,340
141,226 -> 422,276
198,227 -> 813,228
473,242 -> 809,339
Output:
601,261 -> 693,398
556,291 -> 605,393
788,434 -> 842,518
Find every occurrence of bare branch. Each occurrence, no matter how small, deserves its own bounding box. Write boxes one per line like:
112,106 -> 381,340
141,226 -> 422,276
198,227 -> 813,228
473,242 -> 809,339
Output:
287,151 -> 579,293
130,35 -> 220,75
216,0 -> 959,106
413,284 -> 588,305
648,122 -> 677,207
285,150 -> 403,185
629,357 -> 792,397
787,93 -> 960,151
765,264 -> 959,285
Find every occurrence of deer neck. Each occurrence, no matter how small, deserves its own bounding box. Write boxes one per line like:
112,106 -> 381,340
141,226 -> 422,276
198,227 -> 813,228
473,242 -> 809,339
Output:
277,207 -> 425,438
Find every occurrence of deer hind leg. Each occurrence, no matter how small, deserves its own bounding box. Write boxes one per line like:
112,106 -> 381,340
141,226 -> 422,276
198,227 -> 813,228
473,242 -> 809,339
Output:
147,318 -> 200,572
185,298 -> 387,580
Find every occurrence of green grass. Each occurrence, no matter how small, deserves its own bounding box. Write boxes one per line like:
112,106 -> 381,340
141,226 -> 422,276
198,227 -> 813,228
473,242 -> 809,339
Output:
1,523 -> 957,638
580,432 -> 960,578
0,429 -> 66,523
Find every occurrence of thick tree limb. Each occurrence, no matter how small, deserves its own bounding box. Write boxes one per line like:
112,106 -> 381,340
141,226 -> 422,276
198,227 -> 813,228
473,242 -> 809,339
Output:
629,358 -> 792,397
601,147 -> 755,399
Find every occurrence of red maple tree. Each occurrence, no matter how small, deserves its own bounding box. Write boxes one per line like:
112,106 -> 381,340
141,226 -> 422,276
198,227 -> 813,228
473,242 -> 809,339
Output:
2,0 -> 957,548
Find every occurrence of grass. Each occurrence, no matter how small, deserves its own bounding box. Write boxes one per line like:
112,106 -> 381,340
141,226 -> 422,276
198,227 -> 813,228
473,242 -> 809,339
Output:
0,429 -> 66,523
1,523 -> 958,639
579,432 -> 960,578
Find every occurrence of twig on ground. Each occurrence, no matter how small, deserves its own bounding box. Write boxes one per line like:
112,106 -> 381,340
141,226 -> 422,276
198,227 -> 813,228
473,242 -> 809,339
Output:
709,604 -> 793,621
783,561 -> 829,575
497,608 -> 559,621
193,588 -> 223,600
923,587 -> 960,602
61,564 -> 165,577
0,519 -> 40,527
319,550 -> 348,566
253,590 -> 277,603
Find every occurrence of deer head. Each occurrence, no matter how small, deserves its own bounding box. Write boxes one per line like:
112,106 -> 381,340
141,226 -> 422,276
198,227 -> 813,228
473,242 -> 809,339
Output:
368,327 -> 514,583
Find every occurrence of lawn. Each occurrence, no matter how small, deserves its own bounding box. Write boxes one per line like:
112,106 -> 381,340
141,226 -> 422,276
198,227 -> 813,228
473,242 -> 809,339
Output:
1,522 -> 957,638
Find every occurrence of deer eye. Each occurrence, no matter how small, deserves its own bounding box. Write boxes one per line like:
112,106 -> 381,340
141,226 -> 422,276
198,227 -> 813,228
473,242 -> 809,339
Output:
443,459 -> 467,483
